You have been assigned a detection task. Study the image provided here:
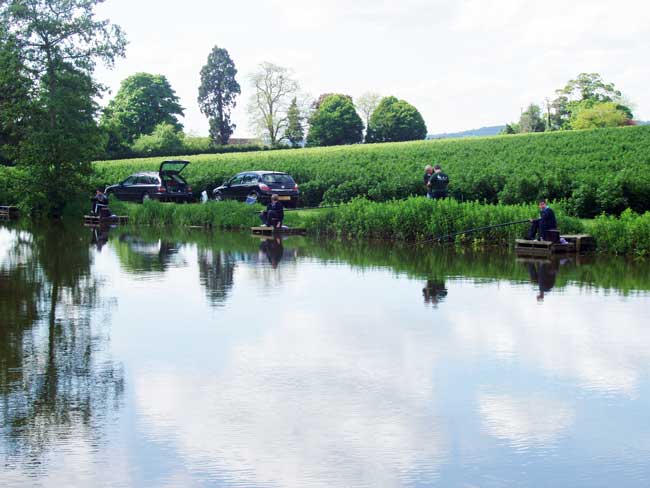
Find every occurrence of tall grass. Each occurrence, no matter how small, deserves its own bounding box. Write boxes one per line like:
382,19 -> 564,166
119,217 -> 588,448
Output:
114,198 -> 584,246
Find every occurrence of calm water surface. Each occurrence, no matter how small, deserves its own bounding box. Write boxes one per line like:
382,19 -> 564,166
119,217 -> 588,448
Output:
1,222 -> 650,487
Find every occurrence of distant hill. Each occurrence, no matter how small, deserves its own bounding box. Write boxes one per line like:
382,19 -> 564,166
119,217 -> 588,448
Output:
427,125 -> 505,140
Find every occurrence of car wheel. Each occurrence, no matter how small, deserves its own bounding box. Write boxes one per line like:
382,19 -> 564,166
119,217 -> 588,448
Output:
142,193 -> 151,203
246,191 -> 260,205
214,191 -> 223,201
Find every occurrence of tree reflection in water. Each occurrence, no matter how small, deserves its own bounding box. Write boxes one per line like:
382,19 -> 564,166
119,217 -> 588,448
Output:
0,224 -> 123,465
198,248 -> 236,306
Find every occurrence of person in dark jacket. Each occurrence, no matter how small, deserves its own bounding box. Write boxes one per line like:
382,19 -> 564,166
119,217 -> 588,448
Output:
527,200 -> 558,241
260,194 -> 285,228
428,164 -> 449,199
91,189 -> 109,216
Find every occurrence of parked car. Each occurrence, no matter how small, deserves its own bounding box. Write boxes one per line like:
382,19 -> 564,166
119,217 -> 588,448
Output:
212,171 -> 300,208
105,160 -> 194,203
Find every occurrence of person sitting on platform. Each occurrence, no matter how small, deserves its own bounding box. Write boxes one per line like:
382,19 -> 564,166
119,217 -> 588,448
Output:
91,189 -> 109,216
527,199 -> 558,241
260,194 -> 285,228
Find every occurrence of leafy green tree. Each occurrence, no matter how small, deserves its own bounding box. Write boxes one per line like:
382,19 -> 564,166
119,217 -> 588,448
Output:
0,27 -> 31,164
550,73 -> 632,130
247,62 -> 300,146
570,102 -> 629,130
198,46 -> 240,145
131,122 -> 185,156
285,97 -> 304,146
366,96 -> 427,143
519,103 -> 545,133
102,72 -> 184,145
0,0 -> 126,215
306,94 -> 363,146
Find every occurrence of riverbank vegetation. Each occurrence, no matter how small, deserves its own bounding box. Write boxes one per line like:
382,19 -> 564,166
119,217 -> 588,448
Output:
110,197 -> 650,256
88,125 -> 650,217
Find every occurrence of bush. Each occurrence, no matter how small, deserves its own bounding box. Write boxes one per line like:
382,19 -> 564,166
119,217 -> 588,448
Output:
130,123 -> 185,156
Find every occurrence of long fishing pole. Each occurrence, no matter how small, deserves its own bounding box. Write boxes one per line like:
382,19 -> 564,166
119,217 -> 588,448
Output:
416,219 -> 530,245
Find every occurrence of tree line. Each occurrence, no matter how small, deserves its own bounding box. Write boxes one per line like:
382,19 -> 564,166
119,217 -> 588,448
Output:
100,54 -> 429,156
502,73 -> 635,134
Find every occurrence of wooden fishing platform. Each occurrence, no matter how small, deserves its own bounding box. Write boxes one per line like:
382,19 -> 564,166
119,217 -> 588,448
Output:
0,206 -> 20,220
515,234 -> 595,256
83,215 -> 129,226
250,226 -> 306,236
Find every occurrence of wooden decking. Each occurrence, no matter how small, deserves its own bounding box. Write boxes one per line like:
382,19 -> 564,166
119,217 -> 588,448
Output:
83,215 -> 129,226
0,206 -> 19,220
251,226 -> 306,236
515,234 -> 595,256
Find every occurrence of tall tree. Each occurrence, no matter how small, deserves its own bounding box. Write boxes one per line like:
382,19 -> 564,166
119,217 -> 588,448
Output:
306,94 -> 363,147
518,103 -> 545,133
366,96 -> 427,143
549,73 -> 632,130
285,97 -> 304,146
0,26 -> 31,164
356,92 -> 381,131
247,62 -> 299,146
102,72 -> 184,144
0,0 -> 126,215
198,46 -> 240,145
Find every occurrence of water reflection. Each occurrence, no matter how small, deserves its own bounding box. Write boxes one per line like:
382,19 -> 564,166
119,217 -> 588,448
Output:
2,223 -> 650,486
422,279 -> 448,307
0,224 -> 123,471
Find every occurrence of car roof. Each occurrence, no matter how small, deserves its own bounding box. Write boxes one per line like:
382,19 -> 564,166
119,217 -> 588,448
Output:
132,172 -> 160,177
237,171 -> 289,175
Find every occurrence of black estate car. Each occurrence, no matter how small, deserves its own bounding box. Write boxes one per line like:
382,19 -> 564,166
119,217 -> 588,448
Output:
105,160 -> 194,203
212,171 -> 300,207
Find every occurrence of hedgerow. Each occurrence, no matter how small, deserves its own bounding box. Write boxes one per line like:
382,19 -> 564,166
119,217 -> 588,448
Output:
88,125 -> 650,217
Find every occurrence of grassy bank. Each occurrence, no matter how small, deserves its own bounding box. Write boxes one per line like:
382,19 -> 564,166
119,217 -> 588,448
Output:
88,125 -> 650,217
111,198 -> 650,255
112,198 -> 582,242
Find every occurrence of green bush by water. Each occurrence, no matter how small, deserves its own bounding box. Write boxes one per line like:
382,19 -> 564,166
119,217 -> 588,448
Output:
89,126 -> 650,217
587,209 -> 650,255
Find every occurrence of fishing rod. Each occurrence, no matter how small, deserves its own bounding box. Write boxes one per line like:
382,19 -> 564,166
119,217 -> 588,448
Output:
416,219 -> 530,245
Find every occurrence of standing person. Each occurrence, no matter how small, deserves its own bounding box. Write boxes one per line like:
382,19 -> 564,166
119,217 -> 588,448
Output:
527,200 -> 558,241
91,189 -> 109,216
428,164 -> 449,199
260,194 -> 285,228
423,165 -> 434,197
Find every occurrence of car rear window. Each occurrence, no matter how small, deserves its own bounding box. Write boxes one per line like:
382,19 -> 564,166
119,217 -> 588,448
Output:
261,174 -> 294,185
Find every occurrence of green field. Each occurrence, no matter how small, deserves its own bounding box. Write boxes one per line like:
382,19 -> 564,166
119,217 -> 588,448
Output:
90,125 -> 650,218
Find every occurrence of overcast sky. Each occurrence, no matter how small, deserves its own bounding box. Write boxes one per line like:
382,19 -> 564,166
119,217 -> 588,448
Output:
94,0 -> 649,137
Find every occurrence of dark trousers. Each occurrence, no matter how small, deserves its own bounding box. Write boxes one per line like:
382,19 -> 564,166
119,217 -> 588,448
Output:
527,220 -> 558,241
260,211 -> 281,227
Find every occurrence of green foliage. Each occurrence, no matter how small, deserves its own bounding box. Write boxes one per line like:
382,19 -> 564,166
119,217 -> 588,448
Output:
518,104 -> 545,133
86,126 -> 650,217
130,123 -> 185,156
366,96 -> 427,142
588,209 -> 650,255
570,102 -> 629,129
198,46 -> 240,145
1,0 -> 126,215
550,73 -> 632,130
285,97 -> 304,146
101,72 -> 184,146
306,94 -> 363,146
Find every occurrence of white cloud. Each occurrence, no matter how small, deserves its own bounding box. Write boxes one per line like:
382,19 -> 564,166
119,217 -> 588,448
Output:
479,392 -> 575,449
93,0 -> 650,137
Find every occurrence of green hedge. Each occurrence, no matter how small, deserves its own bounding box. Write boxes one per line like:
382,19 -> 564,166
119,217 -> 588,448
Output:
90,126 -> 650,217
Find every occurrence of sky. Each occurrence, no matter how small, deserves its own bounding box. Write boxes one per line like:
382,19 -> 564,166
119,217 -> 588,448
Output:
94,0 -> 650,138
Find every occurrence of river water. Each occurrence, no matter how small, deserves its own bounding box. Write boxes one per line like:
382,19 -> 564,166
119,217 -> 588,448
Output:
1,222 -> 650,487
